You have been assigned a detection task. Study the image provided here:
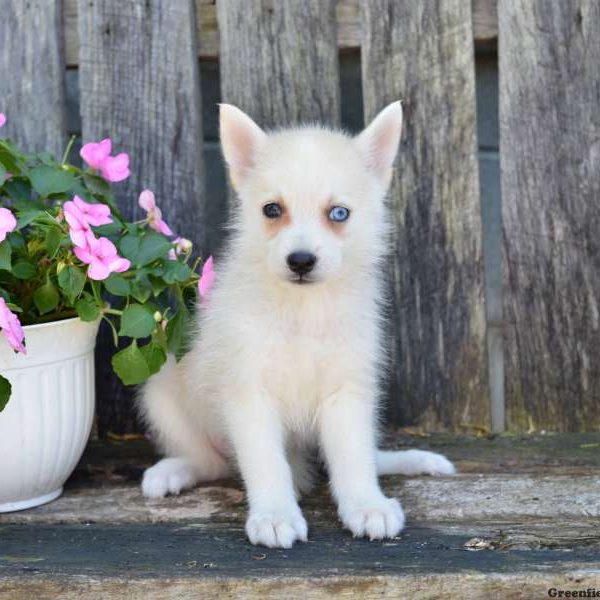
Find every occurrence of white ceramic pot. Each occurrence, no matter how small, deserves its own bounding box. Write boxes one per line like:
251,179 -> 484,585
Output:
0,317 -> 99,512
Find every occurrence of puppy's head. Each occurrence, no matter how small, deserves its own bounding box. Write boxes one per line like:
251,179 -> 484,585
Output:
219,103 -> 402,285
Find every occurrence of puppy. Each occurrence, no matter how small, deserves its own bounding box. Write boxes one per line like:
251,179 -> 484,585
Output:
140,102 -> 455,548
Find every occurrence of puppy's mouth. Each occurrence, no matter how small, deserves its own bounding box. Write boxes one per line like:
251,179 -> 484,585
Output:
288,275 -> 316,285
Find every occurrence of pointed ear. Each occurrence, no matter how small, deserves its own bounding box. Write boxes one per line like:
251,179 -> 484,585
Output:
219,104 -> 267,189
355,101 -> 403,187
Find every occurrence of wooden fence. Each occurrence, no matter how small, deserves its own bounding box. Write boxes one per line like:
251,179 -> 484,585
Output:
1,0 -> 598,435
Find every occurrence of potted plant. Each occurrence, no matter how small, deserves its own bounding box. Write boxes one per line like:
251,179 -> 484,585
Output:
0,114 -> 212,511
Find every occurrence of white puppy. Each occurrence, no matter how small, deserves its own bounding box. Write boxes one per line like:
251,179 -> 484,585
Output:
140,103 -> 455,548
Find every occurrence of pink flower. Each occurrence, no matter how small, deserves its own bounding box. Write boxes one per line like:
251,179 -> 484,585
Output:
0,297 -> 26,354
80,138 -> 111,169
74,235 -> 131,281
80,138 -> 130,183
138,190 -> 173,236
0,207 -> 17,243
0,114 -> 6,128
100,153 -> 130,182
64,196 -> 112,248
198,256 -> 214,299
168,236 -> 192,260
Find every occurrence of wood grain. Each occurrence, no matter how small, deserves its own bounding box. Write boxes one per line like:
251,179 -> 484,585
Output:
78,0 -> 205,435
0,0 -> 66,157
361,1 -> 488,431
217,0 -> 340,129
499,0 -> 600,431
63,0 -> 498,66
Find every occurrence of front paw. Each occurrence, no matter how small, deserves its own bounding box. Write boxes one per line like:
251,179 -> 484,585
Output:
246,506 -> 308,548
339,497 -> 405,540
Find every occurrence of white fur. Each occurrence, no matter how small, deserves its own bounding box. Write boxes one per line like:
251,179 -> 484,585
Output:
139,102 -> 455,548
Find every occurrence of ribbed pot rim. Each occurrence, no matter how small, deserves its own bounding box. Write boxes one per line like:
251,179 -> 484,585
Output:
20,316 -> 82,332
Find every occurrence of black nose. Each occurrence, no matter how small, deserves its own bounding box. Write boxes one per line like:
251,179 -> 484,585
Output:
287,251 -> 317,275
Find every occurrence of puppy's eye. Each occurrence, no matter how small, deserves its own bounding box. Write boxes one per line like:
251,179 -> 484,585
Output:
263,202 -> 283,219
328,206 -> 350,223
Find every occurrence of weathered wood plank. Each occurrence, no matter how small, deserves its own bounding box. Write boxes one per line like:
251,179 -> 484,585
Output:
63,0 -> 499,66
78,0 -> 205,436
0,0 -> 66,157
499,1 -> 600,431
217,0 -> 340,129
361,1 -> 487,430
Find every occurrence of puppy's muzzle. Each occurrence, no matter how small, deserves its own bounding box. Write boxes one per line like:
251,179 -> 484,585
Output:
286,251 -> 317,276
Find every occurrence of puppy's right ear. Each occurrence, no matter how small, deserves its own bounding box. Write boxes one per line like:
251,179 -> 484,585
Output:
219,104 -> 267,189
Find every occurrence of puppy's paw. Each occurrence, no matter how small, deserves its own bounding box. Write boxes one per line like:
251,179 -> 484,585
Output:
340,497 -> 405,540
142,457 -> 199,499
404,450 -> 456,476
246,506 -> 308,548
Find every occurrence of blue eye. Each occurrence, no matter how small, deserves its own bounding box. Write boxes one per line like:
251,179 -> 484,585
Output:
328,206 -> 350,222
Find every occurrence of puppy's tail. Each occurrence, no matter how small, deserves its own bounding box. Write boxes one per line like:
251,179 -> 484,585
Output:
376,449 -> 456,477
138,355 -> 190,456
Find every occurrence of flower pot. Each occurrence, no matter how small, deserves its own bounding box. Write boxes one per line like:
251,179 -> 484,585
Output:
0,317 -> 99,512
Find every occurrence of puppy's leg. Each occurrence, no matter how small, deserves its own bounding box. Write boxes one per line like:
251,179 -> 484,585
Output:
225,392 -> 307,548
140,357 -> 231,498
319,388 -> 405,540
376,450 -> 455,476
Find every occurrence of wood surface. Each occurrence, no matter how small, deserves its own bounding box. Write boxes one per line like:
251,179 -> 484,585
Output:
499,0 -> 600,431
0,0 -> 67,157
361,0 -> 488,430
77,0 -> 205,435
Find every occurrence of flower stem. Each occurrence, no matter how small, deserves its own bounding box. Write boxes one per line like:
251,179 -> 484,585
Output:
61,135 -> 77,165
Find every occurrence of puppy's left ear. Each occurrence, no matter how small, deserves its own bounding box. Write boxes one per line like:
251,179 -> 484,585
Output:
219,104 -> 267,189
355,101 -> 403,188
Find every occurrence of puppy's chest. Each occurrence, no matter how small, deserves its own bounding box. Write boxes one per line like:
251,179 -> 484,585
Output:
262,320 -> 366,413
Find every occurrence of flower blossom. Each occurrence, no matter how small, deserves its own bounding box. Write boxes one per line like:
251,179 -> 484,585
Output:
0,207 -> 17,243
198,256 -> 214,299
63,196 -> 112,248
168,236 -> 192,260
80,138 -> 130,182
0,297 -> 26,354
0,114 -> 6,128
73,234 -> 130,281
138,190 -> 173,236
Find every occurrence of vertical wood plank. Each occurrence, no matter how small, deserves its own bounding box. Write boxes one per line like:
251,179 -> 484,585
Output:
217,0 -> 340,129
0,0 -> 66,156
78,0 -> 205,436
499,0 -> 600,431
362,1 -> 488,430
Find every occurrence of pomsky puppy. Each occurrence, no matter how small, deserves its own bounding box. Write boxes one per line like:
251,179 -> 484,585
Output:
140,102 -> 455,548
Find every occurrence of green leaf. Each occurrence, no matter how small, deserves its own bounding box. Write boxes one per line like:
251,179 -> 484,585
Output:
166,307 -> 190,359
104,274 -> 131,297
149,275 -> 168,296
139,340 -> 167,376
0,143 -> 27,176
12,259 -> 36,280
131,275 -> 152,303
82,172 -> 112,196
75,293 -> 100,322
0,374 -> 11,412
33,280 -> 59,314
162,260 -> 193,284
16,209 -> 45,229
119,304 -> 156,338
120,231 -> 172,267
0,241 -> 11,271
44,226 -> 63,258
29,165 -> 77,197
58,265 -> 86,304
111,340 -> 151,386
4,178 -> 33,206
119,233 -> 141,262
